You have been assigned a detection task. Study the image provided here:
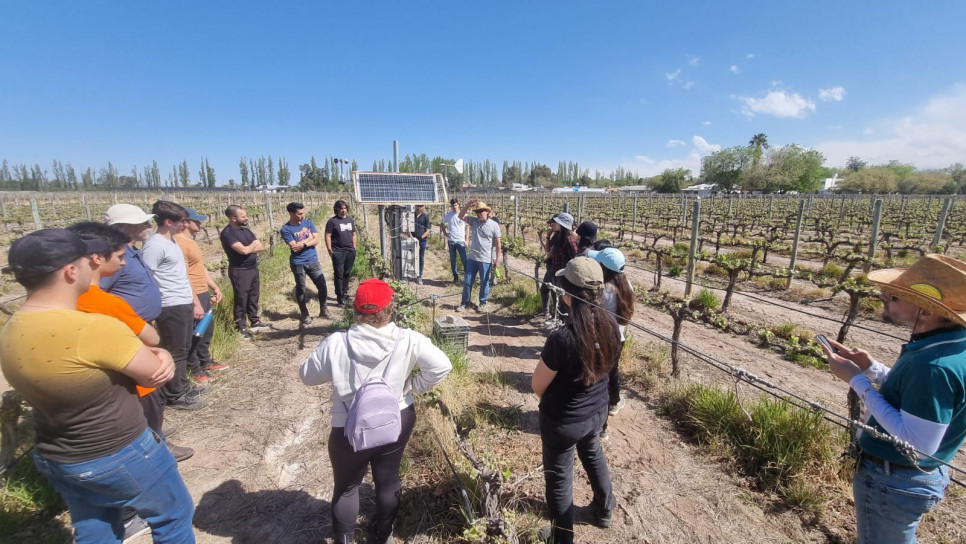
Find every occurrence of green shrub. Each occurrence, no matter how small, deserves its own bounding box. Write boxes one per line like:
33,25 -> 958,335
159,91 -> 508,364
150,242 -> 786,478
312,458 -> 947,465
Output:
689,288 -> 720,312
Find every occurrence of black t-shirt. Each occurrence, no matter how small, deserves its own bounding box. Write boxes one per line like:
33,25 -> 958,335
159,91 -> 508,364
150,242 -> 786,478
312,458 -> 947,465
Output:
539,323 -> 617,423
413,212 -> 431,240
325,216 -> 356,251
220,226 -> 258,269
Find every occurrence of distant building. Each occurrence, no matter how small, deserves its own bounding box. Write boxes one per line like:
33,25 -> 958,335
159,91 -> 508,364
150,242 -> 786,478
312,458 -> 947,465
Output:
617,185 -> 652,193
819,173 -> 839,193
682,183 -> 717,197
255,184 -> 288,193
551,186 -> 607,194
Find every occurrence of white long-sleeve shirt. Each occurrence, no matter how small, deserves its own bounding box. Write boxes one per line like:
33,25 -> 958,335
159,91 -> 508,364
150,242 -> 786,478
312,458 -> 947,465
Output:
300,322 -> 452,427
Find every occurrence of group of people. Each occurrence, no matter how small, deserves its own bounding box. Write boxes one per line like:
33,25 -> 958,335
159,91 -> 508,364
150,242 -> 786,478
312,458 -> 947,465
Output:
2,194 -> 966,544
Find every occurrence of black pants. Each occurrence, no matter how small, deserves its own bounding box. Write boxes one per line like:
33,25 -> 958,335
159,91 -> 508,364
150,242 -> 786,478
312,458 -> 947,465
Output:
229,267 -> 260,329
139,390 -> 164,434
291,261 -> 328,316
187,291 -> 213,373
328,405 -> 416,542
540,406 -> 616,544
331,249 -> 356,304
156,303 -> 193,402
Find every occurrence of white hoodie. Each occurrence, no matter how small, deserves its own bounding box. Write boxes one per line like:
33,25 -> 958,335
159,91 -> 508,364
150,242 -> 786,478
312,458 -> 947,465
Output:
299,322 -> 452,427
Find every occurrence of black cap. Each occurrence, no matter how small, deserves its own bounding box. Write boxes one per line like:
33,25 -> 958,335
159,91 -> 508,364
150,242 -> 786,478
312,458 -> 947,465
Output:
576,221 -> 598,239
3,229 -> 103,275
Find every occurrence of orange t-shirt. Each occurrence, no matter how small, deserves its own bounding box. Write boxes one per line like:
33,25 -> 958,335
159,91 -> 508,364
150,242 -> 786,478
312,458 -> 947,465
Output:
175,234 -> 208,295
77,285 -> 155,396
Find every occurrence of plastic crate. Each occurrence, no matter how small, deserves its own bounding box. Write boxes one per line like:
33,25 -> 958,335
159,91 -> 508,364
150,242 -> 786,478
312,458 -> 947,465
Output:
433,315 -> 469,351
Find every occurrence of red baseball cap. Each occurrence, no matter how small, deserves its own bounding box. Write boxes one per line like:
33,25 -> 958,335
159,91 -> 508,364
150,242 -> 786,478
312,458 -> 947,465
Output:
355,278 -> 394,314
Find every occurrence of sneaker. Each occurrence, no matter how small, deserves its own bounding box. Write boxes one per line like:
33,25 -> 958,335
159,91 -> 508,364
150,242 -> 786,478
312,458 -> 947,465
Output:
190,383 -> 211,395
592,503 -> 614,528
608,397 -> 626,416
167,443 -> 194,462
453,277 -> 461,285
204,362 -> 229,372
599,428 -> 609,441
240,328 -> 254,339
301,315 -> 313,325
162,424 -> 179,439
248,320 -> 272,331
535,310 -> 549,318
192,370 -> 215,382
123,515 -> 150,543
167,393 -> 207,411
478,302 -> 487,313
456,305 -> 466,312
320,307 -> 332,319
335,299 -> 345,307
537,526 -> 553,544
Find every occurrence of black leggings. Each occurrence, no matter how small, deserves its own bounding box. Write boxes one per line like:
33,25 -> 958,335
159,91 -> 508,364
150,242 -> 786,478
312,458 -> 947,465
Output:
329,405 -> 416,542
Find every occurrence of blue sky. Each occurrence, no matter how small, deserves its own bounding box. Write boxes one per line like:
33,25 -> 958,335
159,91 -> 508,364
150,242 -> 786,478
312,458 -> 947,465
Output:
2,1 -> 965,185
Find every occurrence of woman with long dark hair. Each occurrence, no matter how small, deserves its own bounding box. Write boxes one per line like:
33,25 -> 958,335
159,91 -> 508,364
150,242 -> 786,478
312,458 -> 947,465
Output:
537,213 -> 577,317
589,247 -> 635,436
532,257 -> 621,544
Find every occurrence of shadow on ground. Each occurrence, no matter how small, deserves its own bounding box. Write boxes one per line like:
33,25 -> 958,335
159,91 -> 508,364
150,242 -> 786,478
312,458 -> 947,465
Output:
194,479 -> 329,543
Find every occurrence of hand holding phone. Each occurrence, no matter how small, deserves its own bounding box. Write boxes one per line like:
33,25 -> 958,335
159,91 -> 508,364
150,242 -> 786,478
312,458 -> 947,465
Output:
816,334 -> 838,354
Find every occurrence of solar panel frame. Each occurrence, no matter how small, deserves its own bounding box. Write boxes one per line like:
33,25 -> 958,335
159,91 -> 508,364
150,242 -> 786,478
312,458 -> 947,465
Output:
352,172 -> 448,205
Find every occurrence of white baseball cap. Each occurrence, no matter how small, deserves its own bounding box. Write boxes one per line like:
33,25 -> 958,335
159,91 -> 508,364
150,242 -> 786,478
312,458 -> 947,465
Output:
104,204 -> 155,225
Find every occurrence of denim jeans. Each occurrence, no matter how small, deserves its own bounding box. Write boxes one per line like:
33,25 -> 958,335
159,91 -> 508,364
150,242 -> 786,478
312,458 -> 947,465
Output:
540,406 -> 615,544
32,428 -> 195,544
331,249 -> 356,304
291,261 -> 328,315
462,259 -> 492,306
853,457 -> 949,544
447,241 -> 467,281
417,239 -> 427,278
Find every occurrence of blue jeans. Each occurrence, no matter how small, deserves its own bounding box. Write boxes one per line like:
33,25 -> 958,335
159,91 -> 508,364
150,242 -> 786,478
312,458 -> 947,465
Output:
447,241 -> 467,281
540,406 -> 615,544
291,261 -> 328,315
462,259 -> 492,306
418,239 -> 428,278
853,457 -> 949,544
32,428 -> 195,543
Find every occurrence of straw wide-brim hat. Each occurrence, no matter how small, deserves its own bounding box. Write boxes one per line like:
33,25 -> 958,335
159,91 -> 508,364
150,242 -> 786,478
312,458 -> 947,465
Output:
867,254 -> 966,326
474,201 -> 492,213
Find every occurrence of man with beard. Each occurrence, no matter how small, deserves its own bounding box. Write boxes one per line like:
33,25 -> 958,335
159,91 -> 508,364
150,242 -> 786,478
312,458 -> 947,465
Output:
281,201 -> 331,324
220,204 -> 269,337
324,199 -> 357,307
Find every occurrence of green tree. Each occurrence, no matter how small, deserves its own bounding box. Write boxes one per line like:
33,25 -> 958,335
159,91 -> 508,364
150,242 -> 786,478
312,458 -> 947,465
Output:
199,158 -> 208,187
66,163 -> 78,189
205,158 -> 216,188
653,168 -> 691,193
178,160 -> 190,187
846,156 -> 866,172
700,146 -> 752,192
239,157 -> 250,187
82,167 -> 94,189
99,162 -> 119,188
268,156 -> 275,185
528,163 -> 555,187
838,167 -> 897,193
277,157 -> 290,186
749,133 -> 769,166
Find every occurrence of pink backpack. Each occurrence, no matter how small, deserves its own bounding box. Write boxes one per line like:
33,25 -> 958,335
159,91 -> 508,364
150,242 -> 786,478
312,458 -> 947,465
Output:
342,330 -> 403,452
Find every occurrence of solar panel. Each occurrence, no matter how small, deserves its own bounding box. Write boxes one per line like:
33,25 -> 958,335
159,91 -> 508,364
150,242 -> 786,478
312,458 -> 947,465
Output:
352,172 -> 447,204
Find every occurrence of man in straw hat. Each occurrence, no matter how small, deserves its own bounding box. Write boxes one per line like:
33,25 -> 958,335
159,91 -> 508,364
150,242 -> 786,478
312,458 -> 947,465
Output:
456,199 -> 502,312
820,254 -> 966,544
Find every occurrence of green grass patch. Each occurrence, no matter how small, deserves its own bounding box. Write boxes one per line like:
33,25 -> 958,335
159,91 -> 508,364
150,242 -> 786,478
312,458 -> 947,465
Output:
0,453 -> 68,541
689,288 -> 720,312
659,383 -> 846,509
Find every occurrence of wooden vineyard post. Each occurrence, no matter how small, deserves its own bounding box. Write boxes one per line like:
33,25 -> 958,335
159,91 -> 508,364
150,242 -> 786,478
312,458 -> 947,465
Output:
577,194 -> 584,225
864,199 -> 883,273
264,191 -> 275,232
513,196 -> 519,239
684,199 -> 701,298
1,192 -> 6,220
30,197 -> 43,230
82,194 -> 92,221
727,196 -> 733,219
932,197 -> 952,250
631,194 -> 638,241
787,199 -> 806,289
768,194 -> 774,220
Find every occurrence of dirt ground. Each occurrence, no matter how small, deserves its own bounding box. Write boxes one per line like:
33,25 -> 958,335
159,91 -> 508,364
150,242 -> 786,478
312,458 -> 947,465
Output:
3,210 -> 966,544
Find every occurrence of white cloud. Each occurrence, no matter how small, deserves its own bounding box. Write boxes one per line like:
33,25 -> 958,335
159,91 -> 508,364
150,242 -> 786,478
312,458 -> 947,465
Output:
730,65 -> 740,74
827,125 -> 843,130
739,90 -> 816,118
667,139 -> 686,148
746,53 -> 755,59
683,81 -> 695,90
633,135 -> 721,177
702,121 -> 712,126
687,55 -> 700,67
666,69 -> 681,81
816,85 -> 966,169
819,86 -> 846,101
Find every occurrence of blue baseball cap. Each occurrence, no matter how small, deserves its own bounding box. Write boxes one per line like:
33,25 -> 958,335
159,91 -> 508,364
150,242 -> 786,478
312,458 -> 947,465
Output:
587,247 -> 626,273
183,207 -> 208,223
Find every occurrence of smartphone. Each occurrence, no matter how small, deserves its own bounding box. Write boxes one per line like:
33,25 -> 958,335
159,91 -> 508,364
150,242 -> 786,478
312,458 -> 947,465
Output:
815,334 -> 838,353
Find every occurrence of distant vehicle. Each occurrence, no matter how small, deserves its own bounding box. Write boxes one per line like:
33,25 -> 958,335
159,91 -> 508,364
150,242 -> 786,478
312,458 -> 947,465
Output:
255,184 -> 288,193
510,183 -> 532,192
551,186 -> 606,194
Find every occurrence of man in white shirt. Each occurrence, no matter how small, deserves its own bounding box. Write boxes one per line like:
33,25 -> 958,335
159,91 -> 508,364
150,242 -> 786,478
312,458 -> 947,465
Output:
441,198 -> 469,285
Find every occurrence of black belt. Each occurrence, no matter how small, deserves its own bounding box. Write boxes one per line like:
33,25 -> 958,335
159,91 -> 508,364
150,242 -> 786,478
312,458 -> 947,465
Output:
862,453 -> 916,470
